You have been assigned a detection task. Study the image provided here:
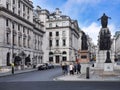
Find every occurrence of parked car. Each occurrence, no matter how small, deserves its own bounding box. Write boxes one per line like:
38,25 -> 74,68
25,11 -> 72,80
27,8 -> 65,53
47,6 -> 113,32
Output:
37,63 -> 54,70
44,63 -> 54,69
37,64 -> 47,70
44,63 -> 49,69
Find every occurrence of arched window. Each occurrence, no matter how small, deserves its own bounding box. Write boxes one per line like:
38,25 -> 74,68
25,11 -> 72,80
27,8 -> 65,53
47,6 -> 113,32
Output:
62,51 -> 67,54
49,52 -> 53,55
62,51 -> 67,61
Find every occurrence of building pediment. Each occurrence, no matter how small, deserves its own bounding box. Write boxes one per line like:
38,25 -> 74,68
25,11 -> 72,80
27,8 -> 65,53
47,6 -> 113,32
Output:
54,49 -> 61,54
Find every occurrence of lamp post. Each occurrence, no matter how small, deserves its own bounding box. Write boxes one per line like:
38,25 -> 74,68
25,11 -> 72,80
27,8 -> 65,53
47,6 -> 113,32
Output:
12,29 -> 14,63
114,36 -> 117,62
11,27 -> 15,74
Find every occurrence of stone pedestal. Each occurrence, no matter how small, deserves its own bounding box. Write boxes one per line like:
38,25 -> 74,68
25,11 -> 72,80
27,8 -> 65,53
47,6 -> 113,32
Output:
81,63 -> 90,74
102,63 -> 114,75
104,63 -> 114,71
78,50 -> 90,74
78,50 -> 90,63
95,50 -> 114,69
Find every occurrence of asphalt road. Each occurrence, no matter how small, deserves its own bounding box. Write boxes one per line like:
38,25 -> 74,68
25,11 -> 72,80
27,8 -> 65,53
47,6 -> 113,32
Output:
0,81 -> 120,90
0,66 -> 62,82
0,67 -> 120,90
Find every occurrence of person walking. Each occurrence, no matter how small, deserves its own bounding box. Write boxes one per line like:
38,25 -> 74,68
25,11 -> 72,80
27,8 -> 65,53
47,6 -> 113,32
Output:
77,62 -> 81,74
64,63 -> 68,75
69,63 -> 74,75
25,55 -> 31,67
74,63 -> 77,74
61,62 -> 65,75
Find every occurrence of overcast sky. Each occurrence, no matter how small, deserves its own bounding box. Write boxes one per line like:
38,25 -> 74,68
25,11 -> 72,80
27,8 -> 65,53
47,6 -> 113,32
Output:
32,0 -> 120,45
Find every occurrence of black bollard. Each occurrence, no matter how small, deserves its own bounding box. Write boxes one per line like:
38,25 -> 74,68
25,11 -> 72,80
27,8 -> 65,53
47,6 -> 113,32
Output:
11,63 -> 14,75
12,66 -> 14,75
86,67 -> 89,79
33,65 -> 36,68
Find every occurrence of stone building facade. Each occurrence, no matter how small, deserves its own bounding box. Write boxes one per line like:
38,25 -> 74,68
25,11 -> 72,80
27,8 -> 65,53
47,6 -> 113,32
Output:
114,31 -> 120,60
0,0 -> 44,66
36,7 -> 80,64
46,9 -> 80,64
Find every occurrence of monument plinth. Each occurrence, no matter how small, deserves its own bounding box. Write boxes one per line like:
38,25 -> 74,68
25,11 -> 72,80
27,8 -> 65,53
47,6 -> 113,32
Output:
79,50 -> 90,63
104,51 -> 114,71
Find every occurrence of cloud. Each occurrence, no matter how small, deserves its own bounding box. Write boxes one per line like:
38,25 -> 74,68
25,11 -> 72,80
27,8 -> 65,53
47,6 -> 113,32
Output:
82,22 -> 100,45
82,22 -> 116,45
108,24 -> 116,37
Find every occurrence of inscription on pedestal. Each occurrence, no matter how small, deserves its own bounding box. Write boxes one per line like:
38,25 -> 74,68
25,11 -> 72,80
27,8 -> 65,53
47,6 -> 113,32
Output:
104,63 -> 113,71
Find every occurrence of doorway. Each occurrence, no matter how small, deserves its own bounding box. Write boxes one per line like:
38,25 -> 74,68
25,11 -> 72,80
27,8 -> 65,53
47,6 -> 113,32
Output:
6,52 -> 10,66
55,55 -> 60,63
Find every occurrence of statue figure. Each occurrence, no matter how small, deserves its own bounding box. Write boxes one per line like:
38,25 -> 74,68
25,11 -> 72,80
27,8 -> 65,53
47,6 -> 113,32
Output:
81,32 -> 88,50
97,13 -> 111,28
105,50 -> 112,63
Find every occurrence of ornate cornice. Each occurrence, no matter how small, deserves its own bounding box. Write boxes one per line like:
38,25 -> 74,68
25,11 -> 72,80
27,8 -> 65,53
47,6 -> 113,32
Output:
34,26 -> 45,34
0,7 -> 34,26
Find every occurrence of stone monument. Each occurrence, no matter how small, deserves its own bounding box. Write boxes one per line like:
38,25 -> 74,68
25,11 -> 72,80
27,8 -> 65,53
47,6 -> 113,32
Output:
96,13 -> 114,71
78,31 -> 90,73
81,32 -> 88,51
79,31 -> 89,63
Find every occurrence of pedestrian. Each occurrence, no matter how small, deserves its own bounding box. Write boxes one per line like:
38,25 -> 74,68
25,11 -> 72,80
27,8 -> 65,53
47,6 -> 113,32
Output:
74,63 -> 77,74
61,62 -> 65,75
77,62 -> 81,74
33,58 -> 36,69
25,55 -> 31,67
69,63 -> 74,75
64,63 -> 68,75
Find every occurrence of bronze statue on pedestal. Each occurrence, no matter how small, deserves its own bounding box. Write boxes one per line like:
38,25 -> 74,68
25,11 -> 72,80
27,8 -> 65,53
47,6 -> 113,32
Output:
98,13 -> 111,28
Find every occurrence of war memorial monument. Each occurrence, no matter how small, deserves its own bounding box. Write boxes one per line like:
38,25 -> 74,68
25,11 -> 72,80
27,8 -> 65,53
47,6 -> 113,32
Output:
95,13 -> 115,73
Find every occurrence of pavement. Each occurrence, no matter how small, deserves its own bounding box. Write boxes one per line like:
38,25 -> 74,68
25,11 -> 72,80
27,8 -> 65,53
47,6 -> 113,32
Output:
54,69 -> 120,81
0,67 -> 37,77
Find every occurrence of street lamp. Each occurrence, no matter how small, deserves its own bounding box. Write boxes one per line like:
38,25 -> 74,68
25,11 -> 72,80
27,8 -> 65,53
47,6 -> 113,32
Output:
12,28 -> 14,64
11,26 -> 15,74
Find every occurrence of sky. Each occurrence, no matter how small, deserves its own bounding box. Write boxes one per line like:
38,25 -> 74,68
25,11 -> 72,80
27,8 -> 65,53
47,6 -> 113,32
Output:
32,0 -> 120,45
